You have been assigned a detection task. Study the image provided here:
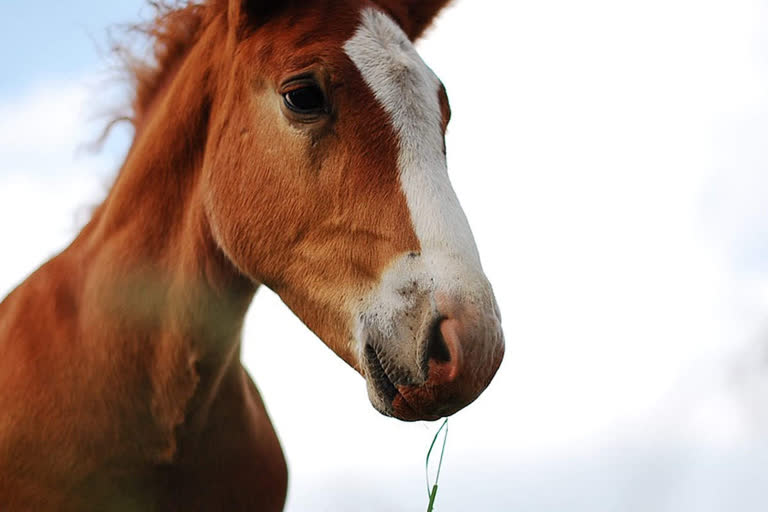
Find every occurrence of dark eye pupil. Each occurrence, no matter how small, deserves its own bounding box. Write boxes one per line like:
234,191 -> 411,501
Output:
285,86 -> 325,113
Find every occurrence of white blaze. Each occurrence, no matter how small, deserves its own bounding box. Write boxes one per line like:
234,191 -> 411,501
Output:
344,9 -> 496,370
343,8 -> 482,272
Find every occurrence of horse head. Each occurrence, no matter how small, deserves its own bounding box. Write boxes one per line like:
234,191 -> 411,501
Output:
203,0 -> 505,421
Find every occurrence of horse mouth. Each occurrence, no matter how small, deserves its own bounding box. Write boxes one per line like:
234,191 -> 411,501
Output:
364,343 -> 438,421
364,343 -> 399,405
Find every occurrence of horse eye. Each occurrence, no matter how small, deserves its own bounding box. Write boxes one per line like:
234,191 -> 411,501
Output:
283,85 -> 326,114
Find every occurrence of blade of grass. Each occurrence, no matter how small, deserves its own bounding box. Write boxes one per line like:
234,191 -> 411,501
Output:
425,419 -> 449,512
427,484 -> 439,512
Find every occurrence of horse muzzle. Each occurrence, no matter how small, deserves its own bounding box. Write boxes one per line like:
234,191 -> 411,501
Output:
362,290 -> 505,421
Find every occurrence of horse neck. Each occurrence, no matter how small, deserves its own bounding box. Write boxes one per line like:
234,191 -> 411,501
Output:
71,16 -> 256,440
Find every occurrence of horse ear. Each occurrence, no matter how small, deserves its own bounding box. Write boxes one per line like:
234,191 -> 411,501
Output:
374,0 -> 454,40
227,0 -> 284,38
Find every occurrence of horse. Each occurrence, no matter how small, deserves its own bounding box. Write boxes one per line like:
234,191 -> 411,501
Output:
0,0 -> 504,509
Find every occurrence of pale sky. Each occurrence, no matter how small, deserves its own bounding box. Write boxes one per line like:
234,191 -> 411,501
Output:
2,1 -> 768,510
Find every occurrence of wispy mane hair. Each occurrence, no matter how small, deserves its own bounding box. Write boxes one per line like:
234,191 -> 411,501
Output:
113,1 -> 219,127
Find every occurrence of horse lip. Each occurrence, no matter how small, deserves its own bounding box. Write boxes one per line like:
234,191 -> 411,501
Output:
364,343 -> 399,404
365,343 -> 439,421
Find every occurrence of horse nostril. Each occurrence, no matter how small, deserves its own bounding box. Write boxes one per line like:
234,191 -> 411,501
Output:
424,317 -> 464,384
426,318 -> 451,363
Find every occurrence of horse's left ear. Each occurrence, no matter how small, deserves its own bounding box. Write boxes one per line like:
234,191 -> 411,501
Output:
227,0 -> 285,38
373,0 -> 454,40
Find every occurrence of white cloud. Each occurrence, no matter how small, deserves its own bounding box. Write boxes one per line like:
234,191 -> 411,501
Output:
0,79 -> 124,294
0,83 -> 89,153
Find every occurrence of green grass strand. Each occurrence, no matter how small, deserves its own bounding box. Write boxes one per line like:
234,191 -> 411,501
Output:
425,419 -> 449,511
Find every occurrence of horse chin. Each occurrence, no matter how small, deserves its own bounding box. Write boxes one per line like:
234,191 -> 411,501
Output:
363,348 -> 457,422
364,374 -> 460,422
366,380 -> 429,422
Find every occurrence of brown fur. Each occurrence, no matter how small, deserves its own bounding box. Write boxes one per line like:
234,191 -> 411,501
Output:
0,1 -> 456,510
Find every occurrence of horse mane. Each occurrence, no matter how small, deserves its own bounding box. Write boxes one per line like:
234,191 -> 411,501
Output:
115,1 -> 221,127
